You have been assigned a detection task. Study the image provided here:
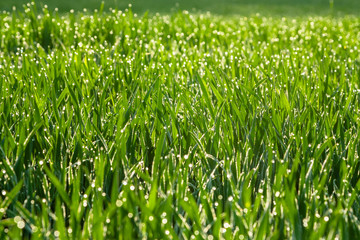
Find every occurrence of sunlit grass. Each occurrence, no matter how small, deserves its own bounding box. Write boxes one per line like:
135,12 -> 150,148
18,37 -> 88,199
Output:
0,3 -> 360,239
1,0 -> 360,15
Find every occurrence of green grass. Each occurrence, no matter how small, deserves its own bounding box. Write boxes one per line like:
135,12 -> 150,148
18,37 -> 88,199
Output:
1,2 -> 360,239
1,0 -> 360,16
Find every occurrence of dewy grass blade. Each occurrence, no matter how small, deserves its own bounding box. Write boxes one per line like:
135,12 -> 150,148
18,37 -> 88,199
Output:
23,121 -> 44,149
43,165 -> 71,208
0,180 -> 23,219
0,146 -> 16,180
148,131 -> 166,211
196,72 -> 215,119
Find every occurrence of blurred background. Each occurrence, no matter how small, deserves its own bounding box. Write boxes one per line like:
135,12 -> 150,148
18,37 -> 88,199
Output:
1,0 -> 359,15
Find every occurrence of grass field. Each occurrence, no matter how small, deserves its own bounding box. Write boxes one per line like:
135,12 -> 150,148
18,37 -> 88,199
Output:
1,2 -> 360,240
1,0 -> 360,16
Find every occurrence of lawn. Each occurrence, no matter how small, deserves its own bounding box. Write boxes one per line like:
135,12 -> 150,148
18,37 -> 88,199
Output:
1,0 -> 360,15
0,1 -> 360,240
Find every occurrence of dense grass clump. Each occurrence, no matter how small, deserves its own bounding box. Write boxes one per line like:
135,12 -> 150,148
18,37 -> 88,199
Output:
1,3 -> 360,239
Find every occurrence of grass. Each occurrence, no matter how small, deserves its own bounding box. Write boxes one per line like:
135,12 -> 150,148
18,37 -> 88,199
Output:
1,2 -> 360,239
1,0 -> 360,16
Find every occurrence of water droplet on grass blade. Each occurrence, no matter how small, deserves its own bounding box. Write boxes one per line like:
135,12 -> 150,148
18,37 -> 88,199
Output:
17,220 -> 25,229
116,200 -> 123,207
